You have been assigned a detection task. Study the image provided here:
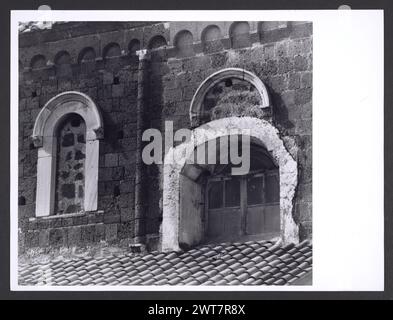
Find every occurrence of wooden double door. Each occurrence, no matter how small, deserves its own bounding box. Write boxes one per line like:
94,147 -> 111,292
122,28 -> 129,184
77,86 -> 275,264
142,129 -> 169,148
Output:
206,170 -> 280,242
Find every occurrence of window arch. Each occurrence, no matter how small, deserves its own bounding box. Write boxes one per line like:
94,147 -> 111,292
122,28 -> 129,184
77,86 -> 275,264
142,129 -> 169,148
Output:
128,39 -> 141,56
201,25 -> 223,53
32,91 -> 103,217
30,54 -> 46,70
54,113 -> 86,215
189,68 -> 271,127
174,30 -> 194,57
229,22 -> 251,48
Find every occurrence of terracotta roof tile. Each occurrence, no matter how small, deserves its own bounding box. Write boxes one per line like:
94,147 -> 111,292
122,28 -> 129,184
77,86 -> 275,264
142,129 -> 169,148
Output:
19,239 -> 312,286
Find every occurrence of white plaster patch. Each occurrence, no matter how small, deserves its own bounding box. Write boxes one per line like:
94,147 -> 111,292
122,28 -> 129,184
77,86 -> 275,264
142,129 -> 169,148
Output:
162,116 -> 298,251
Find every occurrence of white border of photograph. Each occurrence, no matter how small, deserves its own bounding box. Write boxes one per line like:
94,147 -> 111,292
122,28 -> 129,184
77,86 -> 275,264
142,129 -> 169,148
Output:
10,9 -> 384,291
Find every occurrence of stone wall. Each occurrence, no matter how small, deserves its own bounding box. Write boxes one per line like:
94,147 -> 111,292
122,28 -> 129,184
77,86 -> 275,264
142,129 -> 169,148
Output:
18,21 -> 312,252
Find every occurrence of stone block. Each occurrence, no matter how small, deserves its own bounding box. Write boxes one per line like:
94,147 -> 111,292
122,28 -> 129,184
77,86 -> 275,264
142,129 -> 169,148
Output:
294,55 -> 308,72
288,72 -> 301,90
19,204 -> 35,219
120,207 -> 132,222
295,88 -> 312,105
301,72 -> 312,88
118,221 -> 133,239
263,59 -> 278,76
289,22 -> 312,39
299,220 -> 312,241
111,167 -> 125,180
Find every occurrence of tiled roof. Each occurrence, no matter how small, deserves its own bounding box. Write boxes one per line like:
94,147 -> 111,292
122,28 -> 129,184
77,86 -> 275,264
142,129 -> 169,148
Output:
18,239 -> 312,286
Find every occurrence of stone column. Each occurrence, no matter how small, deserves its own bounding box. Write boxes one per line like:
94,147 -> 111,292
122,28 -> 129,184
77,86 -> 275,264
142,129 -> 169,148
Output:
134,49 -> 150,241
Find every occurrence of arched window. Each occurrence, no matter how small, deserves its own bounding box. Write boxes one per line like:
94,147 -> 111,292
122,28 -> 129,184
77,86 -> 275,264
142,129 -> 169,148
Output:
148,35 -> 167,50
201,25 -> 223,53
128,39 -> 141,56
32,92 -> 103,217
30,54 -> 46,70
103,42 -> 121,59
174,30 -> 194,58
54,51 -> 72,77
229,22 -> 251,48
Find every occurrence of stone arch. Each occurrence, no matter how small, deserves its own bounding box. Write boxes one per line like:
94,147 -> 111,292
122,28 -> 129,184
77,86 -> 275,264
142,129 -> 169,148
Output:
174,30 -> 194,57
54,50 -> 72,65
103,42 -> 121,59
189,68 -> 271,127
162,117 -> 298,251
229,21 -> 251,48
32,91 -> 103,217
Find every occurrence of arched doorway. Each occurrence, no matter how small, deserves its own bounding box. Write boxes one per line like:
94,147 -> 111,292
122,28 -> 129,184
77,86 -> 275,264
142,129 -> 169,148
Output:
181,136 -> 280,245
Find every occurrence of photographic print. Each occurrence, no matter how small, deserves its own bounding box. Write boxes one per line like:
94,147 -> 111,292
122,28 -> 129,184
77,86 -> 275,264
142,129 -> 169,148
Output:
16,20 -> 312,287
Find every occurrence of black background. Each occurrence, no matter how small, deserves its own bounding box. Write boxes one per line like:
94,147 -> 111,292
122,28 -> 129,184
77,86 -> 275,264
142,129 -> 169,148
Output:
0,0 -> 392,300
